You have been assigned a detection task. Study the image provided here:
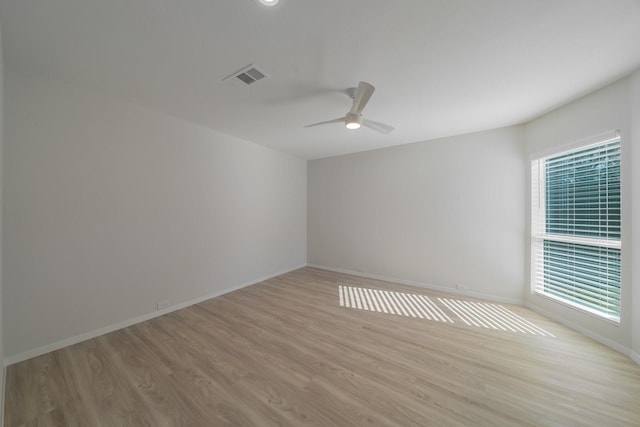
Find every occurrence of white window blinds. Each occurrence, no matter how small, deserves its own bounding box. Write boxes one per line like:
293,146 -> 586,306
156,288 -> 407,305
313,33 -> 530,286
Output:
531,134 -> 621,321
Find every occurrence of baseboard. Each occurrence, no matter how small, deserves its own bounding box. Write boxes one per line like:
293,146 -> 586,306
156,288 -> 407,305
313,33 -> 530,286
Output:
3,264 -> 306,367
1,365 -> 5,427
307,264 -> 524,305
524,302 -> 638,364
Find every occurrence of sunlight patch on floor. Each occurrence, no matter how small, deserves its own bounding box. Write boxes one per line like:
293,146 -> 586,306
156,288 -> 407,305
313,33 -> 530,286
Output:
339,285 -> 453,322
338,285 -> 554,337
438,298 -> 555,337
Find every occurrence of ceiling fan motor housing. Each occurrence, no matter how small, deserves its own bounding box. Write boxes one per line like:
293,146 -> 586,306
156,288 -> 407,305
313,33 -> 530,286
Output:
345,112 -> 363,129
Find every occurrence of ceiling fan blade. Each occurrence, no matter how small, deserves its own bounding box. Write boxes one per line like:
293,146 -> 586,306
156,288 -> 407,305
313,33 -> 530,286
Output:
362,119 -> 395,135
304,117 -> 345,128
350,81 -> 375,115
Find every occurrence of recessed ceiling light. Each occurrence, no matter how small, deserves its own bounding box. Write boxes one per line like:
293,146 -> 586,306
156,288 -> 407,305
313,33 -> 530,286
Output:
255,0 -> 279,6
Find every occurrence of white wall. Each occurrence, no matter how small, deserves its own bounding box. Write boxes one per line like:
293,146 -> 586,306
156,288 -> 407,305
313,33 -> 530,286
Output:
0,21 -> 5,421
308,126 -> 526,303
524,77 -> 633,351
631,70 -> 640,362
3,70 -> 307,361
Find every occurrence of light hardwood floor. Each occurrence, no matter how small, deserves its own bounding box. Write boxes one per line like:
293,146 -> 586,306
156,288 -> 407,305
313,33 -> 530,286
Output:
5,267 -> 640,426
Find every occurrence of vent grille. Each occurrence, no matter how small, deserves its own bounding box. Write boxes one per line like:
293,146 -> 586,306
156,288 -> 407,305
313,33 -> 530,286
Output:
223,64 -> 268,86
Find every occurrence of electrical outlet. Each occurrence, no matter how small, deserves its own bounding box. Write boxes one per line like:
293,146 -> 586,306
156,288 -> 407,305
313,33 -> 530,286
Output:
157,300 -> 171,311
456,284 -> 468,291
356,266 -> 365,273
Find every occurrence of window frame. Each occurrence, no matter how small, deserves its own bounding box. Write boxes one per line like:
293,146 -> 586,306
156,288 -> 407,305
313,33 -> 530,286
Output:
530,132 -> 622,323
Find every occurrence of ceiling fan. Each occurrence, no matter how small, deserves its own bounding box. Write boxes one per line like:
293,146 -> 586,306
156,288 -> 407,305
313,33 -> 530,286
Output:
305,81 -> 395,134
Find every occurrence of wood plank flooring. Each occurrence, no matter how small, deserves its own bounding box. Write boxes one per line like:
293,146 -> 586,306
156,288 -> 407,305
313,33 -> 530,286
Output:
5,267 -> 640,426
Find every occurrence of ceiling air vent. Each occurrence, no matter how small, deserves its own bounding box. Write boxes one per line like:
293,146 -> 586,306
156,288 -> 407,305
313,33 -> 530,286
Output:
223,64 -> 268,87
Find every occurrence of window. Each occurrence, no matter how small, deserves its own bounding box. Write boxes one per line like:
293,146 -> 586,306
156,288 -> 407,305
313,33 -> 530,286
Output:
531,134 -> 621,322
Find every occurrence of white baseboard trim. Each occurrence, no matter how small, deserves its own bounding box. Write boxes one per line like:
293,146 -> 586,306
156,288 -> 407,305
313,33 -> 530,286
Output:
3,264 -> 306,367
307,264 -> 524,305
1,365 -> 5,427
524,302 -> 638,364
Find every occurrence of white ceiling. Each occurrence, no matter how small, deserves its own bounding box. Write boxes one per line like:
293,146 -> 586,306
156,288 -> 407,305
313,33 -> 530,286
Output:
1,0 -> 639,159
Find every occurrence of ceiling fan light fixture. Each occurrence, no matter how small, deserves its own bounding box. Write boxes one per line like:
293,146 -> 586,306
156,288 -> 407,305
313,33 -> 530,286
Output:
255,0 -> 279,6
305,81 -> 394,134
345,113 -> 362,130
